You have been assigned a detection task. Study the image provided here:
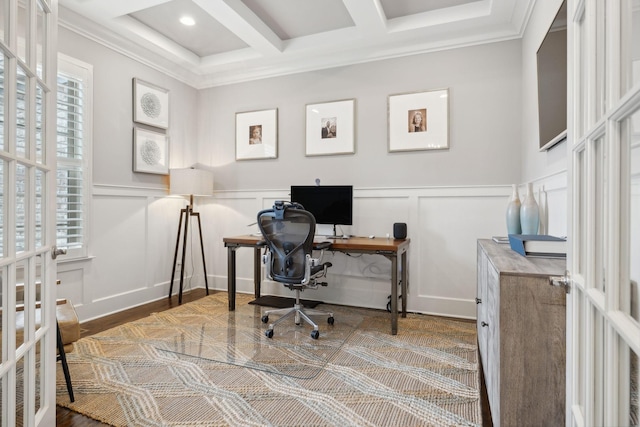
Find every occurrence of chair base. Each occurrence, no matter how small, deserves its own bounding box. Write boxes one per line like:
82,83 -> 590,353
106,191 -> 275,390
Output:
262,290 -> 334,339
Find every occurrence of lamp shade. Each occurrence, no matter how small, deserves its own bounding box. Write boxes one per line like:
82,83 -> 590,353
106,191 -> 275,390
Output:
170,168 -> 214,196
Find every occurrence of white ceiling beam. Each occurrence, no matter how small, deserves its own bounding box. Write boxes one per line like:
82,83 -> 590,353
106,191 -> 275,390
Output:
113,15 -> 201,66
60,0 -> 173,19
191,0 -> 283,55
341,0 -> 387,34
387,0 -> 491,33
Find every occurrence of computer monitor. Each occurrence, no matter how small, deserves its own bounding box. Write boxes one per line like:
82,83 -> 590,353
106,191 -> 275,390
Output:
290,185 -> 353,236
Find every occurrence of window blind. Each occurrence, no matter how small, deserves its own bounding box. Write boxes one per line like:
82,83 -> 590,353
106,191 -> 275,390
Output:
56,72 -> 85,251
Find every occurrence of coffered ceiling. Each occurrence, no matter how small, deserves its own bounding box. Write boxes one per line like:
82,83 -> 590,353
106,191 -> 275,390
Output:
58,0 -> 535,88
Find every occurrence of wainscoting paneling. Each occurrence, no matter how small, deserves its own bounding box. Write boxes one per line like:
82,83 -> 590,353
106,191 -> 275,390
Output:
207,186 -> 524,319
415,194 -> 506,317
92,195 -> 149,300
58,181 -> 567,322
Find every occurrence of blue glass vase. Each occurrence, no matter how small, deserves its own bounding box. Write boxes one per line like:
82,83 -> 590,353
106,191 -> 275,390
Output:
506,184 -> 521,235
520,182 -> 539,235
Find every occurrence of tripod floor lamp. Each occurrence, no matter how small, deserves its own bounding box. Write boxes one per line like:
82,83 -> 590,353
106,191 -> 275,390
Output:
169,167 -> 213,304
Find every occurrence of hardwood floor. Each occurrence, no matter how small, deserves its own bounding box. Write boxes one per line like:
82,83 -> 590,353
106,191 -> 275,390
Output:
56,288 -> 210,426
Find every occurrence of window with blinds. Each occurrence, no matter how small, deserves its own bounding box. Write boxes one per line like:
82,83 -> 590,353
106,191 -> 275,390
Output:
0,55 -> 91,259
56,56 -> 92,259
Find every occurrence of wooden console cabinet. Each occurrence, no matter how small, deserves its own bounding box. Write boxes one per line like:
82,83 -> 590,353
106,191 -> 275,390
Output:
477,239 -> 566,427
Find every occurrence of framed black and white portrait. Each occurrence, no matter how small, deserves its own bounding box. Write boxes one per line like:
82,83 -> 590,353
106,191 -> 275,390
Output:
305,99 -> 355,156
388,89 -> 449,152
235,109 -> 278,160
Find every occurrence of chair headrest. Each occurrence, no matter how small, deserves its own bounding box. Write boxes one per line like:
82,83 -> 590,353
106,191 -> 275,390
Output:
274,200 -> 286,219
273,200 -> 304,220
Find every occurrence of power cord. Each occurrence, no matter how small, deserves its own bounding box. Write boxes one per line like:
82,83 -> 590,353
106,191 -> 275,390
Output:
386,280 -> 402,312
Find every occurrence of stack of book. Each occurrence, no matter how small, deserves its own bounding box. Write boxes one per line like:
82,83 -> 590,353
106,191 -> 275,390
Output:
508,234 -> 566,258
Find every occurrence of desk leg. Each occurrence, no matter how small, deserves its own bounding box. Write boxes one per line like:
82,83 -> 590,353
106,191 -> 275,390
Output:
391,255 -> 398,335
253,247 -> 261,299
401,249 -> 408,318
227,246 -> 237,311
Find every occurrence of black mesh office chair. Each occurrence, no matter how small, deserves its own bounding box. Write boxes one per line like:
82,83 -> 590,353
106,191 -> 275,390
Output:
257,201 -> 334,339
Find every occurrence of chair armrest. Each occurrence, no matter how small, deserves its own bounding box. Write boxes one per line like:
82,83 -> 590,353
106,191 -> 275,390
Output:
313,241 -> 332,250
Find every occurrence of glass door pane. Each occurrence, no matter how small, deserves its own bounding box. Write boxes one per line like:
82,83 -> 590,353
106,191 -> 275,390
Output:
0,268 -> 4,362
16,163 -> 26,253
0,0 -> 7,44
593,309 -> 605,426
627,109 -> 640,323
16,66 -> 27,159
623,1 -> 640,91
576,288 -> 586,413
35,83 -> 44,164
578,14 -> 588,137
594,136 -> 607,294
594,0 -> 606,120
15,259 -> 27,347
35,1 -> 45,80
35,340 -> 43,414
17,1 -> 27,63
0,159 -> 4,257
35,169 -> 43,248
577,147 -> 588,274
0,54 -> 5,152
629,347 -> 639,425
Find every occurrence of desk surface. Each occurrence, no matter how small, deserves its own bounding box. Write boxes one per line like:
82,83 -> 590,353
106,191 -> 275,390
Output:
224,234 -> 410,252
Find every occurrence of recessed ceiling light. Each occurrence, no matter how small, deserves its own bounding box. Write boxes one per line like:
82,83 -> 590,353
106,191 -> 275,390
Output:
180,16 -> 195,26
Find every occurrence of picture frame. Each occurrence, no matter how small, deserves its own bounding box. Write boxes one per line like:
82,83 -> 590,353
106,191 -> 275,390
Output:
235,109 -> 278,160
388,88 -> 449,152
305,99 -> 355,156
133,78 -> 169,129
133,127 -> 169,174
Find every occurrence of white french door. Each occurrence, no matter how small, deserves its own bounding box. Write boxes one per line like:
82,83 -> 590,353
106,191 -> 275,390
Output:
567,0 -> 640,426
0,0 -> 58,426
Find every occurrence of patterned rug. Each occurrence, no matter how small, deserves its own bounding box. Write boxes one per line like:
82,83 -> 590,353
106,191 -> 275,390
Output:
57,293 -> 481,426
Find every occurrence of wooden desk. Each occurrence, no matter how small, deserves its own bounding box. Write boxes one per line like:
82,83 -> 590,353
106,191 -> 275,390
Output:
223,235 -> 410,335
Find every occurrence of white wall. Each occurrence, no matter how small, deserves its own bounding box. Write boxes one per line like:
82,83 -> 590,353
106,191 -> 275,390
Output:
197,40 -> 523,189
55,5 -> 570,322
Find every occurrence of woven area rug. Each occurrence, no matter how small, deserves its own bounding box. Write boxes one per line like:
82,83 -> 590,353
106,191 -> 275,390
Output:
57,293 -> 481,426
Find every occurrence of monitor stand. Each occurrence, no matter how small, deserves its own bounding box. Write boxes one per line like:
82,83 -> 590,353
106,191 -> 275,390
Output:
323,224 -> 348,239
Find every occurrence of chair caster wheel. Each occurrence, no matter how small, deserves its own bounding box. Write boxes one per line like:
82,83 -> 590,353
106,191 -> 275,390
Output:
265,329 -> 274,338
311,330 -> 320,339
327,317 -> 335,325
261,315 -> 269,323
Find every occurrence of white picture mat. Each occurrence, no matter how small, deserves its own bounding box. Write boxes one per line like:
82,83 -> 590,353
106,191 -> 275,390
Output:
388,89 -> 449,151
133,127 -> 169,174
235,109 -> 278,160
305,99 -> 355,156
133,78 -> 169,129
